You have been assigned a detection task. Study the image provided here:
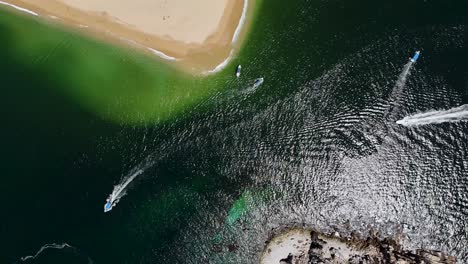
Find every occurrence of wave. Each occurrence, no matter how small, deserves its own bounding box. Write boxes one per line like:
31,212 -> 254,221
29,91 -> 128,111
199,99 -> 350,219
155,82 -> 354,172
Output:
0,1 -> 38,16
203,50 -> 235,75
232,0 -> 249,43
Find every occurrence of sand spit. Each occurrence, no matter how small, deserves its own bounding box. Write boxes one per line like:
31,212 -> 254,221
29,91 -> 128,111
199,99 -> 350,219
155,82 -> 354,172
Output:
0,0 -> 252,73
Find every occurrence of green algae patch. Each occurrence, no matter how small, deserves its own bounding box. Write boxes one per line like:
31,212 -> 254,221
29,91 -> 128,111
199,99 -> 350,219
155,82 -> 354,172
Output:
225,188 -> 275,226
226,190 -> 255,226
0,0 -> 263,125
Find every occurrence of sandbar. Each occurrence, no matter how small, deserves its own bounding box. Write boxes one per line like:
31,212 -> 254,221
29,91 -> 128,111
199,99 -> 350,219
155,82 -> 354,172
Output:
0,0 -> 250,73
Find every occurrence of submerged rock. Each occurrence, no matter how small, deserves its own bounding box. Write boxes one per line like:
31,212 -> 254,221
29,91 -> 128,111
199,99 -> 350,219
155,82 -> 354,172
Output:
261,229 -> 456,264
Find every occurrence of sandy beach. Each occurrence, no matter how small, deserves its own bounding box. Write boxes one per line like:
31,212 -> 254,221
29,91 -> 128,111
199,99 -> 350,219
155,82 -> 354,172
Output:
0,0 -> 249,73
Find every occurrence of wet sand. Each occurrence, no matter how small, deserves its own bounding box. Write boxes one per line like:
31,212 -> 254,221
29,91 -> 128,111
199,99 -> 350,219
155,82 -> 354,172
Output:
0,0 -> 249,73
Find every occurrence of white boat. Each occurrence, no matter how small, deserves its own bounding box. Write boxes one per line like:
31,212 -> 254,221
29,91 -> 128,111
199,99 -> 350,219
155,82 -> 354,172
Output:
410,51 -> 420,62
236,65 -> 242,77
104,195 -> 115,212
253,77 -> 264,88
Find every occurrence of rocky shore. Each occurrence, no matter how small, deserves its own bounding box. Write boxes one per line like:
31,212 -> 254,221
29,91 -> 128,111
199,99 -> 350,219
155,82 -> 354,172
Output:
260,229 -> 456,264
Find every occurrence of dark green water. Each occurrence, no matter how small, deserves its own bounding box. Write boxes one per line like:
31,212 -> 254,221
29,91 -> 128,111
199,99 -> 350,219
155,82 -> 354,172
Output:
1,0 -> 468,263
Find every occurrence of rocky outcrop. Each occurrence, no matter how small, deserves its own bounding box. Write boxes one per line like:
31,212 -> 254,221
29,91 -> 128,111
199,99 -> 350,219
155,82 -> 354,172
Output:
261,229 -> 456,264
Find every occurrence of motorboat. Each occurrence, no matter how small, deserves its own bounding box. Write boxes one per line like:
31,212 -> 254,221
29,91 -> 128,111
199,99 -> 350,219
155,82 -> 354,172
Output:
104,195 -> 114,213
253,77 -> 264,88
410,51 -> 420,62
236,65 -> 242,77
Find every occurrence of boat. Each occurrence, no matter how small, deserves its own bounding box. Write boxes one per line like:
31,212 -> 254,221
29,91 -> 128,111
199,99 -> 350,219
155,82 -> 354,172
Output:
253,77 -> 264,88
410,51 -> 420,62
104,195 -> 114,213
236,65 -> 242,77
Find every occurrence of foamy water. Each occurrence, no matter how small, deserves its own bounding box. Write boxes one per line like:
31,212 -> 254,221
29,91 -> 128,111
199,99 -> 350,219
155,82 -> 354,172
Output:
19,243 -> 93,263
0,1 -> 38,16
397,104 -> 468,126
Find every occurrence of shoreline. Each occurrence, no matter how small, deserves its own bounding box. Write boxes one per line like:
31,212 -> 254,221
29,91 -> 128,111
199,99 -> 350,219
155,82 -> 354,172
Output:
0,1 -> 37,16
0,0 -> 254,74
205,0 -> 250,74
261,228 -> 456,264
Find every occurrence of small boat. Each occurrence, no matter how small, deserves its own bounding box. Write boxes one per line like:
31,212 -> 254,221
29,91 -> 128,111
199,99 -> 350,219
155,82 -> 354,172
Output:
104,195 -> 114,213
236,65 -> 242,77
410,51 -> 420,62
253,77 -> 264,88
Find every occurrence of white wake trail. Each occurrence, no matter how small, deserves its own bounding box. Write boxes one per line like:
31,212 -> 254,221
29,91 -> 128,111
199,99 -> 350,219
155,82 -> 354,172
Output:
104,139 -> 173,211
396,62 -> 412,87
381,60 -> 414,122
19,243 -> 93,263
389,61 -> 414,102
110,169 -> 145,204
396,104 -> 468,126
21,243 -> 72,261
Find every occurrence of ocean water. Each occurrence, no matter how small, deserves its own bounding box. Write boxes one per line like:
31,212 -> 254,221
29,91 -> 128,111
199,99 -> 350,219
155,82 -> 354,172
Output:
1,0 -> 467,263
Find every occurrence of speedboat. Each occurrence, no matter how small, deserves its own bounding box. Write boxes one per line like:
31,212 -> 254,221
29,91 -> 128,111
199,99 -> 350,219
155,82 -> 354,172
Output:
253,77 -> 264,88
236,65 -> 242,77
104,195 -> 114,213
410,51 -> 420,62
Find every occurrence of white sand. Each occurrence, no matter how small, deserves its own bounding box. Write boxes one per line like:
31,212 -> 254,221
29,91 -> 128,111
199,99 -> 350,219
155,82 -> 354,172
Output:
261,229 -> 312,264
1,0 -> 249,73
60,0 -> 231,44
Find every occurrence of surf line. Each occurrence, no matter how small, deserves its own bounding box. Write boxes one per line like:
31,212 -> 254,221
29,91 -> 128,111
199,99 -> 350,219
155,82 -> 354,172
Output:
0,1 -> 38,16
203,0 -> 250,75
99,0 -> 251,74
396,104 -> 468,126
0,0 -> 250,73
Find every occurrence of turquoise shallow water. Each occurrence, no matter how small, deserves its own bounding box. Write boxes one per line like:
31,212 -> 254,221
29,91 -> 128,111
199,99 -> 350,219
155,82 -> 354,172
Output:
0,2 -> 262,125
1,0 -> 468,263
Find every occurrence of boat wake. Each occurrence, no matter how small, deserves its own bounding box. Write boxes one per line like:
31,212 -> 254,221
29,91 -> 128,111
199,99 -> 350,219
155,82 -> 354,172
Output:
104,139 -> 175,212
19,243 -> 92,263
390,61 -> 414,103
396,104 -> 468,126
396,62 -> 413,89
20,243 -> 72,262
380,60 -> 415,122
105,168 -> 147,211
